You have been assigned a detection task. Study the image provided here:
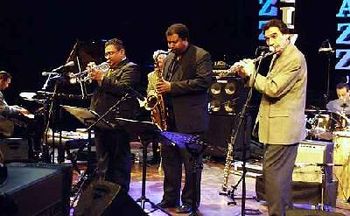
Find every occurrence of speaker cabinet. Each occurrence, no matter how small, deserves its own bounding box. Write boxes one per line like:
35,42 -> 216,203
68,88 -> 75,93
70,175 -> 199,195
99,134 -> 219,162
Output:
206,114 -> 252,160
293,140 -> 334,183
0,162 -> 72,216
0,138 -> 29,162
74,180 -> 146,216
208,76 -> 247,115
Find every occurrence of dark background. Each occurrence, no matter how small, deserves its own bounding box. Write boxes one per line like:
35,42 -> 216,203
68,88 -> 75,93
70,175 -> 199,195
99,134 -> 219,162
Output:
0,0 -> 344,109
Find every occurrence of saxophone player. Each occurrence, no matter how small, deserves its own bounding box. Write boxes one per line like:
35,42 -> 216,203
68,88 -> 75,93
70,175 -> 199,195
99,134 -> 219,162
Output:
146,49 -> 168,164
156,23 -> 213,214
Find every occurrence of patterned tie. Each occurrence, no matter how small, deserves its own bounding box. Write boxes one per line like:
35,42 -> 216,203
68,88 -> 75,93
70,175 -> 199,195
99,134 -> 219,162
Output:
105,68 -> 113,78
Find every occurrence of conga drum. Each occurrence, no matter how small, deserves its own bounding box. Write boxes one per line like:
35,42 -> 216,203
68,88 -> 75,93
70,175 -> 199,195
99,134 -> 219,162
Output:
333,131 -> 350,202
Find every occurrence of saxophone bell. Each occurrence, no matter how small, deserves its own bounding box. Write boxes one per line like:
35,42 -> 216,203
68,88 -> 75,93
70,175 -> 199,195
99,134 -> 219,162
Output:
137,95 -> 158,111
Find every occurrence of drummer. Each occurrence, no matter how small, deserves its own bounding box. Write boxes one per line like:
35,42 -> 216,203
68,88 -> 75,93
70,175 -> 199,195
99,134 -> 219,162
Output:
326,82 -> 350,115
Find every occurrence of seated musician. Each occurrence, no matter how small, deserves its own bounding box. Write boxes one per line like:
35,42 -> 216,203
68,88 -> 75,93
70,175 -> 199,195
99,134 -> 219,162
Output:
0,71 -> 31,137
326,82 -> 350,115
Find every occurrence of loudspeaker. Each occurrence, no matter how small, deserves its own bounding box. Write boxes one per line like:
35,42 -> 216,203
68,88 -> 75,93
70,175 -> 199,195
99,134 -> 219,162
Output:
255,175 -> 338,207
74,180 -> 146,216
208,76 -> 247,115
206,114 -> 252,160
286,209 -> 345,216
0,138 -> 29,162
0,162 -> 72,216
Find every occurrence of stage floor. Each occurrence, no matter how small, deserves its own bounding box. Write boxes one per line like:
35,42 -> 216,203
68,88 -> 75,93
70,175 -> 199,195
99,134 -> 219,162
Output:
128,159 -> 350,216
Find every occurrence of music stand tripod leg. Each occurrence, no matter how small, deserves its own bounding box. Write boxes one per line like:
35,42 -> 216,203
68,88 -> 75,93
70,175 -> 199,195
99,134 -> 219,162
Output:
189,153 -> 202,216
70,130 -> 96,208
135,137 -> 171,216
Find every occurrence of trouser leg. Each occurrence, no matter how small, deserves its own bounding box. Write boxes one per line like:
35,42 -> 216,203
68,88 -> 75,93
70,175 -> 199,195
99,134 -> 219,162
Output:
263,144 -> 298,216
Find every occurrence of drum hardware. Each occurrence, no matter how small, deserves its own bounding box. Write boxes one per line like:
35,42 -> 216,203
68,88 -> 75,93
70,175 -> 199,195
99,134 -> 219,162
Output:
306,110 -> 350,141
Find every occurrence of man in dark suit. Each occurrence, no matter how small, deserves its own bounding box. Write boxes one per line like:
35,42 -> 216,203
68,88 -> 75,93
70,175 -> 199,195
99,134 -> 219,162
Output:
156,23 -> 213,213
89,38 -> 140,192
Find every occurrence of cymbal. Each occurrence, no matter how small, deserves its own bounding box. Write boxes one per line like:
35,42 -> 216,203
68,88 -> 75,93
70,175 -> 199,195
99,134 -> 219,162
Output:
305,109 -> 328,112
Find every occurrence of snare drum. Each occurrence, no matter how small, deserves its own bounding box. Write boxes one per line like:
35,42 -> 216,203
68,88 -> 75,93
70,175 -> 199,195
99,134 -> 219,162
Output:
314,112 -> 348,132
332,131 -> 350,201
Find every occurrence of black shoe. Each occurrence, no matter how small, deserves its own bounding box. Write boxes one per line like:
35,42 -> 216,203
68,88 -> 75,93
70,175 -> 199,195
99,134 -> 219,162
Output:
176,204 -> 193,214
156,200 -> 178,208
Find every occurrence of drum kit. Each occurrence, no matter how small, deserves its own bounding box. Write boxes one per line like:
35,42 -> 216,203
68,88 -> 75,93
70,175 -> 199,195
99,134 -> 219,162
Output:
306,109 -> 350,202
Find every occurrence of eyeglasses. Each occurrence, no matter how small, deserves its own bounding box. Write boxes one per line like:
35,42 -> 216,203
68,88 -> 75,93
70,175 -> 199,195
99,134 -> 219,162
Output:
104,51 -> 117,58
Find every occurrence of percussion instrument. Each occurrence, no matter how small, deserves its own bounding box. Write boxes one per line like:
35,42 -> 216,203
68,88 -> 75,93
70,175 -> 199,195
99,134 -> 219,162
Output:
332,131 -> 350,201
306,110 -> 349,140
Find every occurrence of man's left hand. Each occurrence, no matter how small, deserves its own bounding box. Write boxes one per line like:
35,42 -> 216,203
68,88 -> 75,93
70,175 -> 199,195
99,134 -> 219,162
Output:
156,80 -> 171,93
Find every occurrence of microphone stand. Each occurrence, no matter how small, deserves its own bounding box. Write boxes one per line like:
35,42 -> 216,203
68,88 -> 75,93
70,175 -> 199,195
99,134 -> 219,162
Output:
224,52 -> 269,216
42,79 -> 61,163
86,93 -> 130,131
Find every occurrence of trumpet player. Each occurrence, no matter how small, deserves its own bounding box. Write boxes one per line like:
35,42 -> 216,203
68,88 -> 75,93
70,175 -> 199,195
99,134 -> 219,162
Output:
88,38 -> 140,192
232,19 -> 307,216
156,23 -> 213,214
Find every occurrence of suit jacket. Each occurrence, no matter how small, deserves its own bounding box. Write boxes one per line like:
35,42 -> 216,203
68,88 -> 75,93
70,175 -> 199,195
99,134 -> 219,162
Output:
90,59 -> 141,125
249,44 -> 307,144
147,71 -> 157,97
163,44 -> 213,133
326,99 -> 350,115
0,91 -> 18,137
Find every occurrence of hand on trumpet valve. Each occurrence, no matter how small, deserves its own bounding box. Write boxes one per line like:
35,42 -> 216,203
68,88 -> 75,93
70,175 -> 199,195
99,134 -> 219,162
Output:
87,62 -> 104,81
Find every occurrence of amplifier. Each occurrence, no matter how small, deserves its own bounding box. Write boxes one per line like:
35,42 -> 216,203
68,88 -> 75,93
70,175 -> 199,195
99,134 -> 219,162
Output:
0,138 -> 29,162
293,140 -> 334,183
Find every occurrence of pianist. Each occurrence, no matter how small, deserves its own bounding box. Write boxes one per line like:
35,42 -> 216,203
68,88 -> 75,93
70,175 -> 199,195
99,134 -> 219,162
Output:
0,71 -> 30,137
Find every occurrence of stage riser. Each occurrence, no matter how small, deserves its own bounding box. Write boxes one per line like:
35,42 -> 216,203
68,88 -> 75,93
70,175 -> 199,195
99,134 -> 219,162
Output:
286,209 -> 345,216
255,175 -> 338,207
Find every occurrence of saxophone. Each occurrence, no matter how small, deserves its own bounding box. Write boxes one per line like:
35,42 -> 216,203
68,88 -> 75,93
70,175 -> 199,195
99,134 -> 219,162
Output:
150,68 -> 168,131
138,68 -> 168,130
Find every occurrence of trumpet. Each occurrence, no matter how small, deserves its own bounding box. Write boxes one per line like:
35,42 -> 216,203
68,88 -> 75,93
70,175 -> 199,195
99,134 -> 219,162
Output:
69,62 -> 110,83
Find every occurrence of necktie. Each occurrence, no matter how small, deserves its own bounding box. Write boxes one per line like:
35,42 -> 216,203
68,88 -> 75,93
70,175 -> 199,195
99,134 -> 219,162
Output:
105,68 -> 113,78
165,56 -> 178,81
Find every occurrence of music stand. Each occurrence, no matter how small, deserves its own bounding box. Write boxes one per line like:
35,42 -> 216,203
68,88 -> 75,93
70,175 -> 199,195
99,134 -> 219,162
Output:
61,105 -> 111,207
160,131 -> 207,216
113,118 -> 171,215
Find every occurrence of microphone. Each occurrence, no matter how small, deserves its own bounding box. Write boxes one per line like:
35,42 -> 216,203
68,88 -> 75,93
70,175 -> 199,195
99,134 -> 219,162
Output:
318,47 -> 334,53
42,72 -> 59,76
255,46 -> 275,56
318,39 -> 334,53
53,61 -> 75,72
42,61 -> 75,76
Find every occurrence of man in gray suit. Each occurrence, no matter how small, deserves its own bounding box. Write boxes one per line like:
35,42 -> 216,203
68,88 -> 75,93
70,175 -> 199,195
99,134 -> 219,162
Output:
233,19 -> 307,216
156,23 -> 213,214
